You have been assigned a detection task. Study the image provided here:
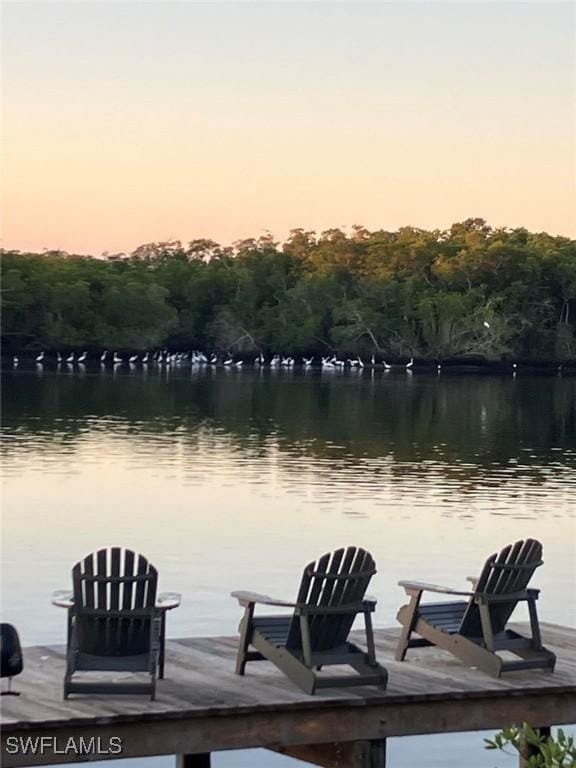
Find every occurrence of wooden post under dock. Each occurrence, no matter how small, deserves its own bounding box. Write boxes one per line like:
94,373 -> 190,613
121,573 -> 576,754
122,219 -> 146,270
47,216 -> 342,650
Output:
2,624 -> 575,768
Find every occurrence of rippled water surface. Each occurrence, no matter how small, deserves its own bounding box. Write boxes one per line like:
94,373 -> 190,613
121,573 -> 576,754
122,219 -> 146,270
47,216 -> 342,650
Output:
2,367 -> 575,767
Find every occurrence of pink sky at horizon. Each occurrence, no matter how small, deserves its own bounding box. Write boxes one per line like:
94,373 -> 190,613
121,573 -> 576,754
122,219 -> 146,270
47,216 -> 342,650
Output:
2,2 -> 575,256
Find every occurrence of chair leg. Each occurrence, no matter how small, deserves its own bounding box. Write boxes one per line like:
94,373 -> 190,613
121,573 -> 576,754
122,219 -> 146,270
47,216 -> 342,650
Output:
395,593 -> 421,661
159,611 -> 167,679
63,647 -> 75,700
235,604 -> 255,675
364,610 -> 377,665
478,601 -> 495,652
527,597 -> 543,650
63,669 -> 72,699
349,654 -> 389,690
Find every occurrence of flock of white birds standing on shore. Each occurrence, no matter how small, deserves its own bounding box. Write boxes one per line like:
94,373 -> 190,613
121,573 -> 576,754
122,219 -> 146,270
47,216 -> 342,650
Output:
13,350 -> 418,371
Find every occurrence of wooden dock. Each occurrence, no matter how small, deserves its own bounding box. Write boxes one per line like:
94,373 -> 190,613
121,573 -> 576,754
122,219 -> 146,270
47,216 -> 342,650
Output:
2,623 -> 575,768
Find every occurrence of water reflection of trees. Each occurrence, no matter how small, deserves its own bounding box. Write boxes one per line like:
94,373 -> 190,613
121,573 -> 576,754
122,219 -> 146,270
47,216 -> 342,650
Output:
2,371 -> 575,490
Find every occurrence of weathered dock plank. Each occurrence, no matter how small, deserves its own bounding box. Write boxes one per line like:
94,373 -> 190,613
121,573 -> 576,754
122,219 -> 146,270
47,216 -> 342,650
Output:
1,624 -> 575,767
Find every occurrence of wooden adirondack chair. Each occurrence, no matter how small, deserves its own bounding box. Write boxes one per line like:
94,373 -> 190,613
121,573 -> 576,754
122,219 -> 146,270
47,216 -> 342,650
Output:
395,539 -> 556,677
63,548 -> 162,699
232,546 -> 388,695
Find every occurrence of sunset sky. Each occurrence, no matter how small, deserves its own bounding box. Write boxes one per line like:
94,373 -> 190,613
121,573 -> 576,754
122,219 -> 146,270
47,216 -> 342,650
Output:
2,1 -> 575,255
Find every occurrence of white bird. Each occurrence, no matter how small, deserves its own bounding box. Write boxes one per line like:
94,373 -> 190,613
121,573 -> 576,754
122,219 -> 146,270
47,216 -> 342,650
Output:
234,360 -> 244,367
57,353 -> 63,364
405,358 -> 414,370
113,352 -> 122,364
382,360 -> 392,370
356,356 -> 364,368
371,355 -> 376,366
437,363 -> 442,374
77,351 -> 87,363
209,354 -> 218,365
12,355 -> 19,367
66,352 -> 75,364
303,357 -> 313,368
142,352 -> 149,364
483,321 -> 490,329
100,350 -> 108,362
129,354 -> 139,363
35,351 -> 45,363
223,357 -> 234,367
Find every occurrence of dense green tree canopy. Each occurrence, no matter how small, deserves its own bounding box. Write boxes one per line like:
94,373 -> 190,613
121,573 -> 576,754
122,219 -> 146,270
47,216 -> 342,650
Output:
2,220 -> 575,360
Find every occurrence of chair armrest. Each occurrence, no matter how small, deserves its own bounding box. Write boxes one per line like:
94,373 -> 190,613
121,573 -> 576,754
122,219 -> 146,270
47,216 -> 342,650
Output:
52,590 -> 74,608
231,590 -> 297,608
156,592 -> 182,610
466,576 -> 479,588
364,594 -> 377,605
150,613 -> 163,653
398,580 -> 474,597
475,588 -> 540,604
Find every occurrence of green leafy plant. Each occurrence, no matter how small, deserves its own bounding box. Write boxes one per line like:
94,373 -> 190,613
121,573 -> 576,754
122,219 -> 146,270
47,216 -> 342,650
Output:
485,724 -> 576,767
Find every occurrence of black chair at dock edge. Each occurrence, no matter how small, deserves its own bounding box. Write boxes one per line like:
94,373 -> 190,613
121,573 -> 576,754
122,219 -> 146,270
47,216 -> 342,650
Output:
1,623 -> 24,696
52,547 -> 181,699
232,546 -> 388,694
396,538 -> 556,677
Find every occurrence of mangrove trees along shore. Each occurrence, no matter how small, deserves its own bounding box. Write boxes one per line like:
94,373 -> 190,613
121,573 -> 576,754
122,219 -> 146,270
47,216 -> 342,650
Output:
2,219 -> 575,361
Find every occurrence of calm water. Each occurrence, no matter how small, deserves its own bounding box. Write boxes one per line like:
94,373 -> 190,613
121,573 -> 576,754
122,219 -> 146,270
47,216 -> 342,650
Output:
2,367 -> 575,767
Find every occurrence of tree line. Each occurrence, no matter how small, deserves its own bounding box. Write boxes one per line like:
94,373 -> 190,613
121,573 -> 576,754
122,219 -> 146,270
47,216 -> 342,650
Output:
2,219 -> 575,361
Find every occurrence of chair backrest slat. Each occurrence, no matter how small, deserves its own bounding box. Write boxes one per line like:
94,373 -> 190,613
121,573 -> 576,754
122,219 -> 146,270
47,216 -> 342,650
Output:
308,548 -> 345,652
135,554 -> 147,608
110,547 -> 121,651
122,548 -> 135,650
96,549 -> 107,610
83,554 -> 95,609
110,547 -> 121,610
71,548 -> 157,657
459,539 -> 542,637
286,547 -> 376,653
122,549 -> 135,610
